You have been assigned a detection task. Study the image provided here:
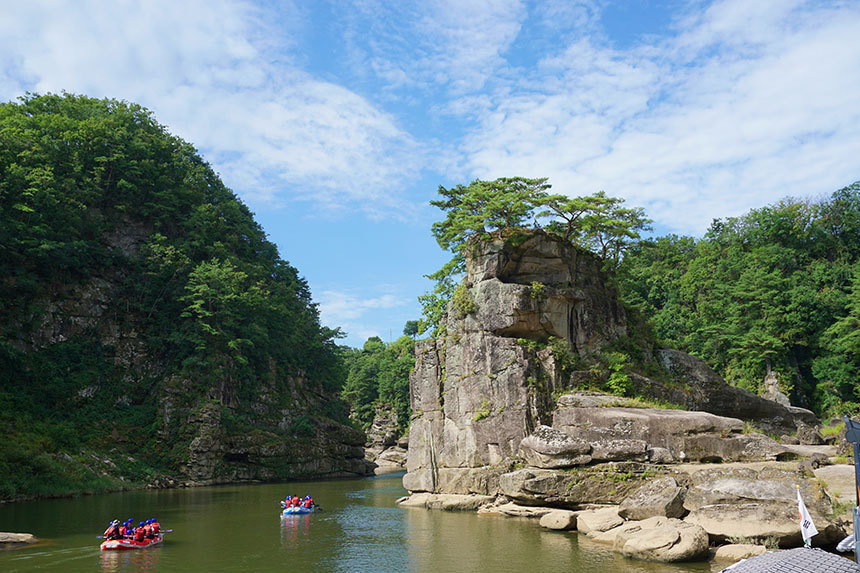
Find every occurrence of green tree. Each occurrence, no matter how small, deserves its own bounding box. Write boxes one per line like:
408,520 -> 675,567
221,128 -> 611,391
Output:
403,320 -> 419,339
616,183 -> 860,414
341,336 -> 414,432
538,192 -> 616,242
430,177 -> 551,253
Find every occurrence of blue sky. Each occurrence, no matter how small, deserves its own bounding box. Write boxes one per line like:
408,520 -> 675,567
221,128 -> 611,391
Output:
3,0 -> 860,347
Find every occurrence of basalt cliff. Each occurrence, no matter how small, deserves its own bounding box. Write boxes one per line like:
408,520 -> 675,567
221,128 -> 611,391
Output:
402,230 -> 844,559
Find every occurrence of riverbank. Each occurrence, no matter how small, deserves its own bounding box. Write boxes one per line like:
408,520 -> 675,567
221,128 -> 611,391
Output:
397,458 -> 856,569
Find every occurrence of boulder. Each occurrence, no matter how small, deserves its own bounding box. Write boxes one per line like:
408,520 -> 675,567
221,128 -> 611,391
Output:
590,516 -> 668,545
681,466 -> 844,546
0,532 -> 38,547
577,507 -> 623,534
619,477 -> 685,520
796,423 -> 825,446
539,510 -> 578,530
617,519 -> 709,562
519,425 -> 592,469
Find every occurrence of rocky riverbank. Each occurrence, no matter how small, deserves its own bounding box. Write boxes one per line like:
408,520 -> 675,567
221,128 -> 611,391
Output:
398,458 -> 854,565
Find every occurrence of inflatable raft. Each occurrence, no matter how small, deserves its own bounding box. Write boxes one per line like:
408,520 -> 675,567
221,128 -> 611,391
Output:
282,505 -> 315,515
100,534 -> 163,551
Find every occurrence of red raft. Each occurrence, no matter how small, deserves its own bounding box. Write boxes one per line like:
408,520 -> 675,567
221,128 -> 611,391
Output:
100,534 -> 163,551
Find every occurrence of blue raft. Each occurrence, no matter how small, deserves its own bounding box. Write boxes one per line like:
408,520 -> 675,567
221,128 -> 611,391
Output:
282,505 -> 315,515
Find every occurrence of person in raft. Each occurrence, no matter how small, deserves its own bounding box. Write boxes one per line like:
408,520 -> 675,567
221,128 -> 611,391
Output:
302,496 -> 313,508
103,520 -> 122,540
135,522 -> 146,542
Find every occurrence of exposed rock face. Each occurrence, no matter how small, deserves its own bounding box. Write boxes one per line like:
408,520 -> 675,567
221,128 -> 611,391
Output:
653,351 -> 818,436
405,232 -> 632,493
183,399 -> 369,483
618,477 -> 685,520
465,231 -> 627,351
405,232 -> 816,497
552,397 -> 790,464
682,467 -> 842,546
365,406 -> 408,473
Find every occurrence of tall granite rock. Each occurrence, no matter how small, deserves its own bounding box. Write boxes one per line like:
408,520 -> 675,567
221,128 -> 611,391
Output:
404,230 -> 817,495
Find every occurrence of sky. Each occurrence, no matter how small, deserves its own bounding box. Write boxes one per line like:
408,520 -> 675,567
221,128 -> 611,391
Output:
2,0 -> 860,347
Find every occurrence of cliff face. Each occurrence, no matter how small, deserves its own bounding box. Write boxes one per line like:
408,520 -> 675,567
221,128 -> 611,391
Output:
405,231 -> 627,493
404,230 -> 816,495
11,228 -> 369,488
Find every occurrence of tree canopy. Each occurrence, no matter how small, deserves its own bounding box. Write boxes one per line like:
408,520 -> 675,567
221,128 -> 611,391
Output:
616,183 -> 860,417
0,93 -> 347,498
341,335 -> 414,433
421,177 -> 650,334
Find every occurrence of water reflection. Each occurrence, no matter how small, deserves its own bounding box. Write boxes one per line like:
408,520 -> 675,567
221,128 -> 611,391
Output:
99,547 -> 162,572
279,514 -> 312,549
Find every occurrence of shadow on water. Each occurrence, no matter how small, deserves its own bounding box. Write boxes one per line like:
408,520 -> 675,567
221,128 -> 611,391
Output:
0,472 -> 714,572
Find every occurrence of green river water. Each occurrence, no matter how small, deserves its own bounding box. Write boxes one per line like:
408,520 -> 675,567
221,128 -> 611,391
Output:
0,472 -> 716,572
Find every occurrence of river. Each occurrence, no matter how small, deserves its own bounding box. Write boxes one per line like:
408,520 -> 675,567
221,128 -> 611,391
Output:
0,473 -> 716,572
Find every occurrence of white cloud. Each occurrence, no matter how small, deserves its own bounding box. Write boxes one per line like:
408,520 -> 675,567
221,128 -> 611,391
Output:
4,0 -> 859,240
0,0 -> 424,217
317,289 -> 407,326
454,0 -> 860,235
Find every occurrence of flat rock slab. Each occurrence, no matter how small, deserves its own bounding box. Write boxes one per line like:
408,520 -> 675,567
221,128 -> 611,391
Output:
815,465 -> 856,510
0,532 -> 38,548
477,502 -> 555,519
712,544 -> 767,562
396,493 -> 495,511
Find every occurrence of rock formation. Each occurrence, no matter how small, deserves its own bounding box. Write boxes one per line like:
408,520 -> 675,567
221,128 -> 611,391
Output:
405,230 -> 816,495
364,405 -> 408,473
401,230 -> 841,562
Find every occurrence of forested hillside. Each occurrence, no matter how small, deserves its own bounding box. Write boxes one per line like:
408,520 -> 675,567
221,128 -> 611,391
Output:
616,184 -> 860,417
0,94 -> 361,500
341,335 -> 414,434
